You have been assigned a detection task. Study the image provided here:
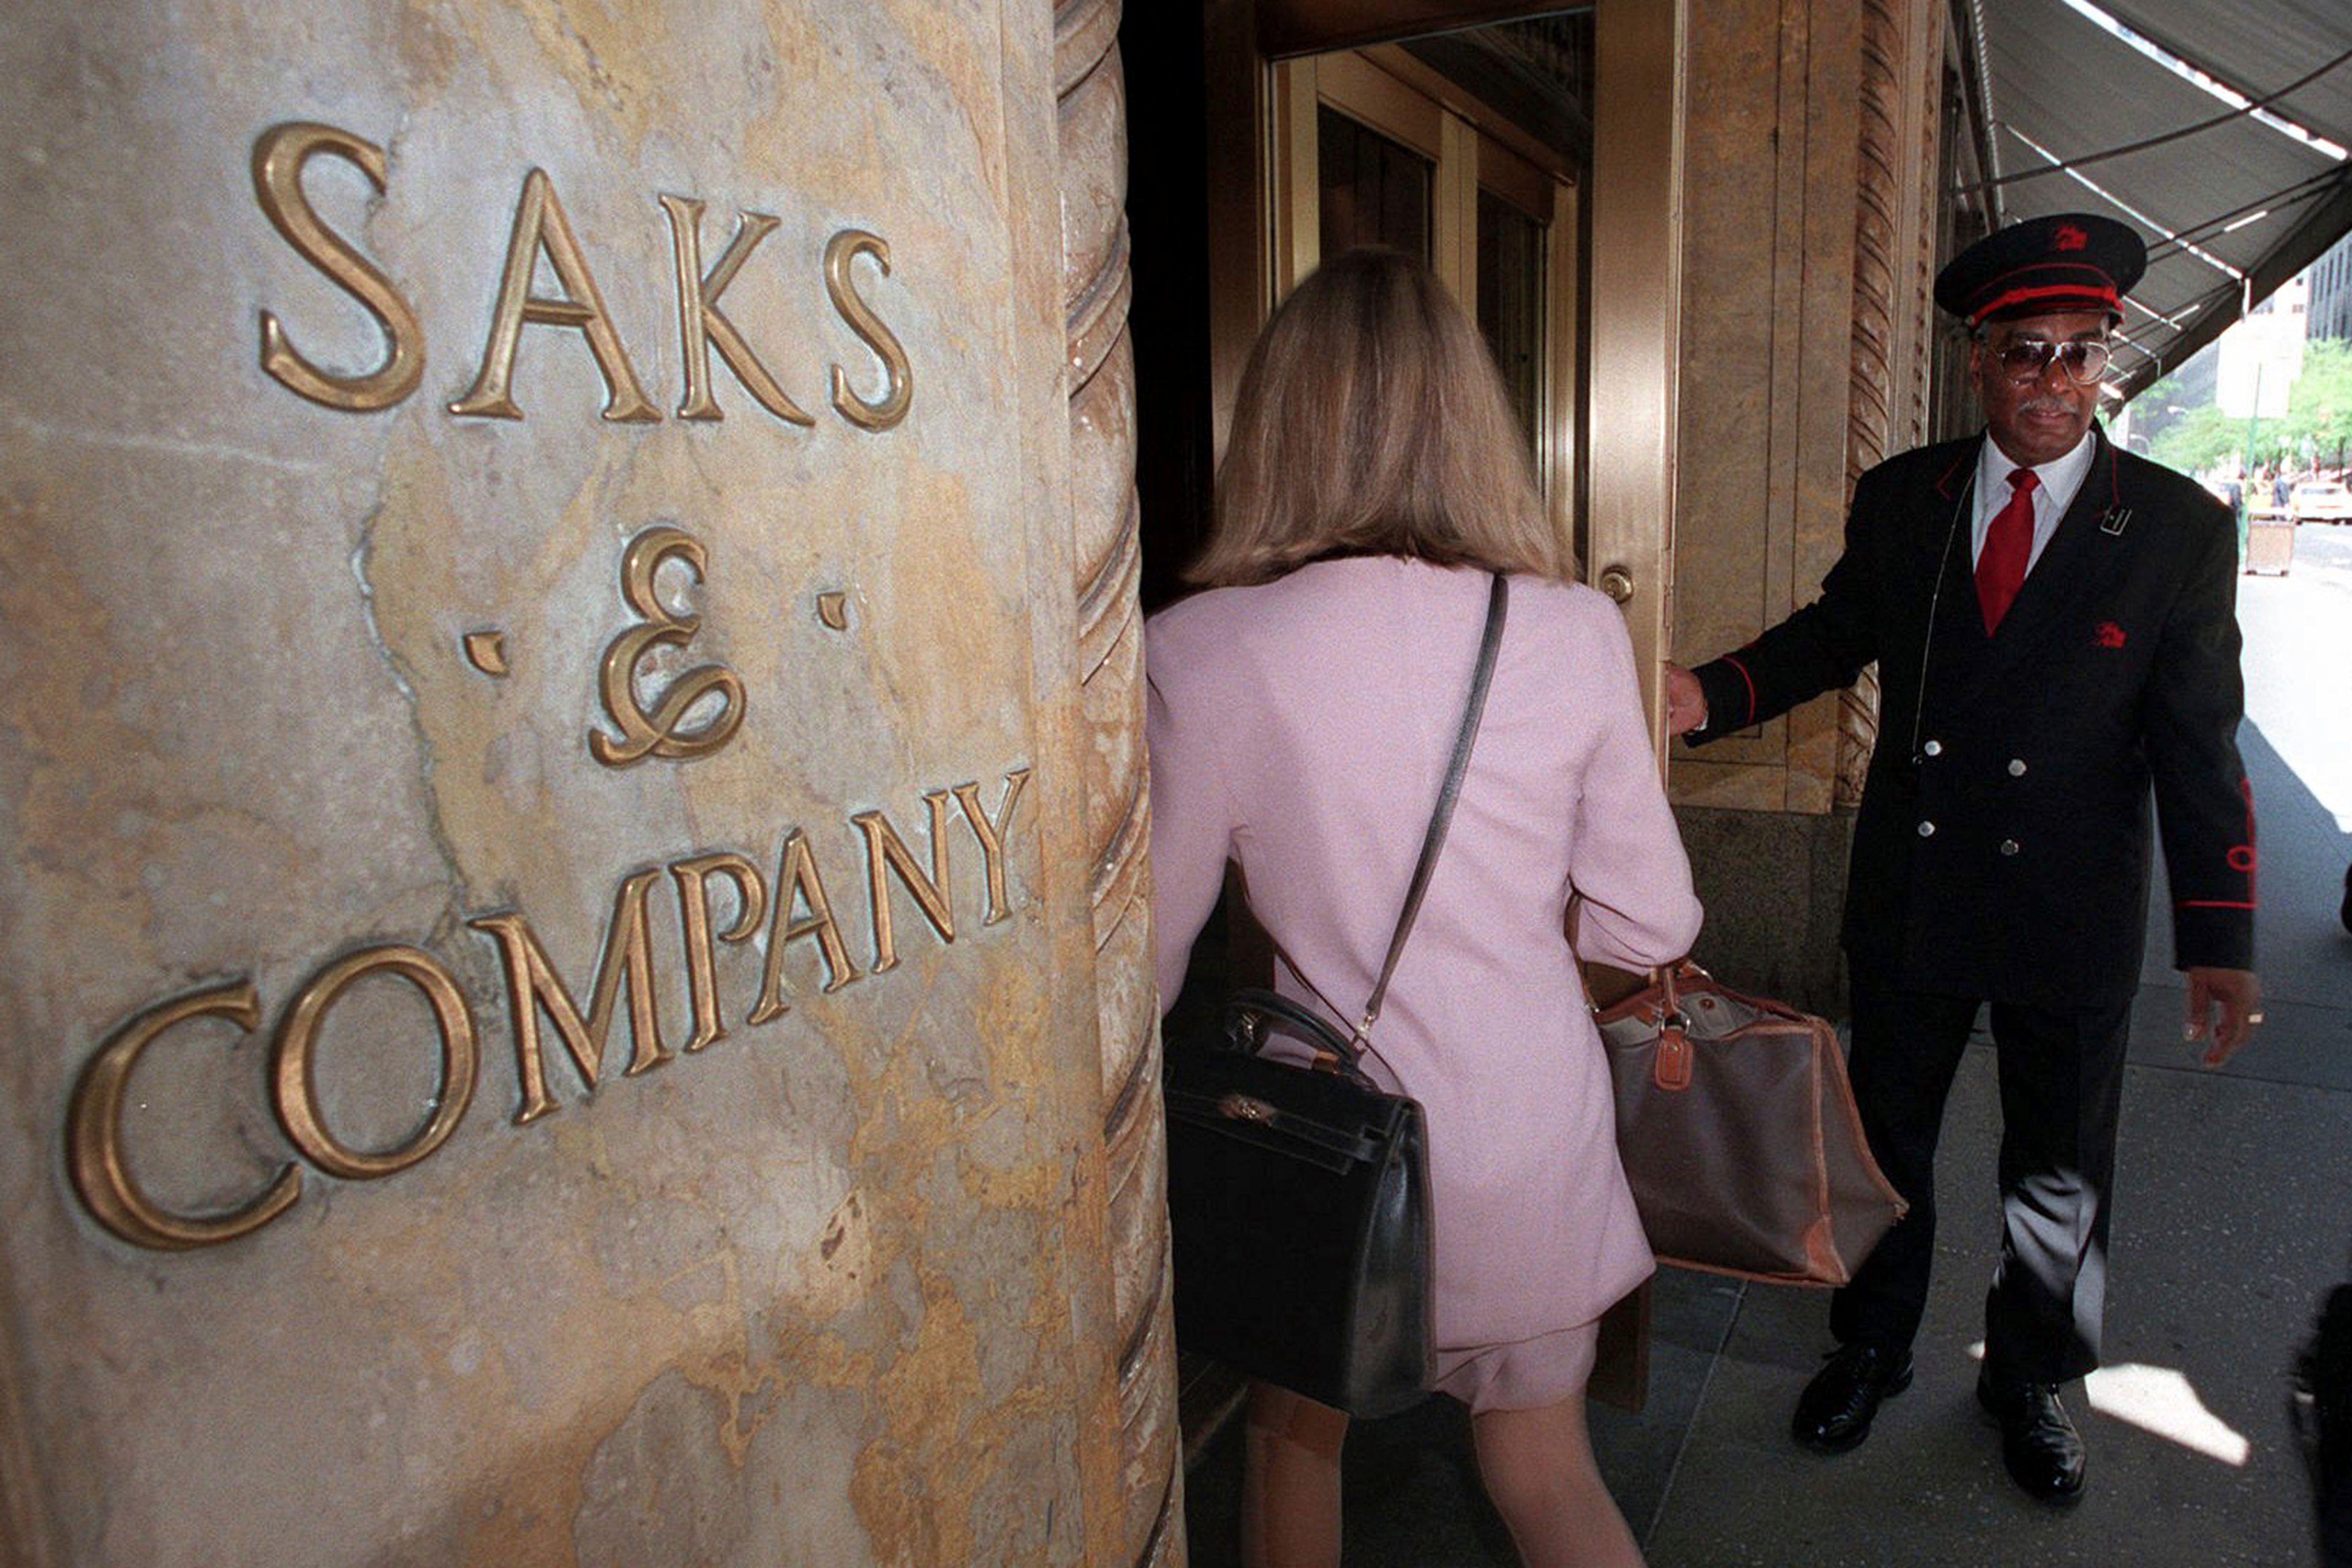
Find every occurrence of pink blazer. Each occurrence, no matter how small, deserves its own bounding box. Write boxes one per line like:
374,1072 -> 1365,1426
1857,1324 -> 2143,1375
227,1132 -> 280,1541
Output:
1147,556 -> 1703,1349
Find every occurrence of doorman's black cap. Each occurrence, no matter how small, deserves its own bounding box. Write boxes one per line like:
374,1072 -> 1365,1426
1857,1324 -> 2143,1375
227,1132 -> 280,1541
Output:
1934,213 -> 2147,331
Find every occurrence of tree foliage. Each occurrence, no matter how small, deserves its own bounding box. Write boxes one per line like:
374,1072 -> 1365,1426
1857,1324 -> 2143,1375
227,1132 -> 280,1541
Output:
2282,338 -> 2352,469
2149,404 -> 2243,475
2138,338 -> 2352,476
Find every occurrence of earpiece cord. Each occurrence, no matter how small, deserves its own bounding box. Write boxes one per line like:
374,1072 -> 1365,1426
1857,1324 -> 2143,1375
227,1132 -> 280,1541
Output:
1912,467 -> 1977,766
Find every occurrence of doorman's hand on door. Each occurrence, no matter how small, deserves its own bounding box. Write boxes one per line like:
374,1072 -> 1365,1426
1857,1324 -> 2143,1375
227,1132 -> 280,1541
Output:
1664,664 -> 1708,737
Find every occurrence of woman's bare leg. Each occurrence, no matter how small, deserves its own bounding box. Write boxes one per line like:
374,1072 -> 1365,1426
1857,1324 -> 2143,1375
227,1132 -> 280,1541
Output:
1471,1393 -> 1644,1568
1240,1381 -> 1349,1568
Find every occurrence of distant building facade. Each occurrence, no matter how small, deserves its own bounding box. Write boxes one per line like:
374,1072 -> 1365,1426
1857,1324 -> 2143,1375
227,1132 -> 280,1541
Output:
2219,275 -> 2307,421
2312,229 -> 2352,344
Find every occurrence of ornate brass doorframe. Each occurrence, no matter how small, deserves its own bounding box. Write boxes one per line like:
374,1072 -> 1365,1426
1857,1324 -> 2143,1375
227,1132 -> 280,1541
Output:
1585,0 -> 1687,742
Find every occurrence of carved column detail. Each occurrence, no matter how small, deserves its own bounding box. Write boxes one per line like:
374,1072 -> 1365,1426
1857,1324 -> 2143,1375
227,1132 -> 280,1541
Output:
1844,0 -> 1919,809
1054,2 -> 1184,1563
1849,6 -> 1901,484
1905,4 -> 1946,461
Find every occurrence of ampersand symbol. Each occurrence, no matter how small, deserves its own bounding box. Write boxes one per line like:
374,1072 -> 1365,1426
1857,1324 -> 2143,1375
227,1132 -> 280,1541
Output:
590,526 -> 746,766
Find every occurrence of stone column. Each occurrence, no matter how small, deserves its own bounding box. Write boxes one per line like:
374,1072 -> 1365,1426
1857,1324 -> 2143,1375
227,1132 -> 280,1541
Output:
1664,0 -> 1948,1012
1839,0 -> 1945,805
1664,0 -> 1863,1011
1052,0 -> 1186,1562
0,2 -> 1148,1563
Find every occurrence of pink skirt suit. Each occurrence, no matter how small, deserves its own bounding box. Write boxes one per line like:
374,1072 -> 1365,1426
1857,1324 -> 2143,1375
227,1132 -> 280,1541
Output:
1147,557 -> 1704,1411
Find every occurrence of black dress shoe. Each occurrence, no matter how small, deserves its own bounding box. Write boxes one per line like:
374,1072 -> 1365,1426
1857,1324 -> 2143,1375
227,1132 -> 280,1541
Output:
1977,1370 -> 2087,1502
1792,1343 -> 1914,1453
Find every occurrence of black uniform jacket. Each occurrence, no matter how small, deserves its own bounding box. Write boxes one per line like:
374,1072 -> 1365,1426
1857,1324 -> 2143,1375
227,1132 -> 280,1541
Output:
1690,426 -> 2255,1011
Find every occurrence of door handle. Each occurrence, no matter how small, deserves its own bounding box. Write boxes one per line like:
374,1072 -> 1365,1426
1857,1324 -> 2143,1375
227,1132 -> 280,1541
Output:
1598,565 -> 1634,604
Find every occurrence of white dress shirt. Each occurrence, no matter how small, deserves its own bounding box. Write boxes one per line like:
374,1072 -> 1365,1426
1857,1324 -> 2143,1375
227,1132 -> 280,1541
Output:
1972,429 -> 2097,578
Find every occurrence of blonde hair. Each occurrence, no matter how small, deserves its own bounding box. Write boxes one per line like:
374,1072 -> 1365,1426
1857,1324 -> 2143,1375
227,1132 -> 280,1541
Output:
1192,246 -> 1570,586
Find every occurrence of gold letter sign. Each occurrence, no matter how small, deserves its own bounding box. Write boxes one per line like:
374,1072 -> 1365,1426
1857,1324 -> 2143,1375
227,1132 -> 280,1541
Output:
449,167 -> 660,423
68,984 -> 304,1250
660,195 -> 816,426
251,122 -> 425,412
592,526 -> 747,766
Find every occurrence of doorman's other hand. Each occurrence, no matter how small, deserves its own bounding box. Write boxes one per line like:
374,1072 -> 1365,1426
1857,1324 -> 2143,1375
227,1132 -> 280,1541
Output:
2185,966 -> 2263,1066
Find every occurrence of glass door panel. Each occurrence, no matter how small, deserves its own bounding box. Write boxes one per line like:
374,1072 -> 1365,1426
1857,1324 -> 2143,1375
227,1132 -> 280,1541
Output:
1317,105 -> 1434,262
1256,47 -> 1589,578
1476,186 -> 1547,453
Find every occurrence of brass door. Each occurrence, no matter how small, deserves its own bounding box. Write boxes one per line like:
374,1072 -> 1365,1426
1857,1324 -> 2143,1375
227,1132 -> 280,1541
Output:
1585,0 -> 1686,742
1208,0 -> 1686,739
1267,48 -> 1584,574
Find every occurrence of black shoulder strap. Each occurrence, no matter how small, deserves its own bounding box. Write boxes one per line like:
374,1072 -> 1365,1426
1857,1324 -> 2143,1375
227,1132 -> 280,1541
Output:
1355,571 -> 1508,1043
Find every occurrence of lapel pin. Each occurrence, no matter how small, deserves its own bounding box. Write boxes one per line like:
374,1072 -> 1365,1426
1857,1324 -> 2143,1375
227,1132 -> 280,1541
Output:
2100,507 -> 2132,535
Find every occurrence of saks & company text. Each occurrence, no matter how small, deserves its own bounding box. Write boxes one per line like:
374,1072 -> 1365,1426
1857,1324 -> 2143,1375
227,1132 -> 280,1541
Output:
67,772 -> 1031,1253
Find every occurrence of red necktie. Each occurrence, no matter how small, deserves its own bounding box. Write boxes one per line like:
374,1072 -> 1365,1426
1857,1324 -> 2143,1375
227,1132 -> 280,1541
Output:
1975,467 -> 2038,633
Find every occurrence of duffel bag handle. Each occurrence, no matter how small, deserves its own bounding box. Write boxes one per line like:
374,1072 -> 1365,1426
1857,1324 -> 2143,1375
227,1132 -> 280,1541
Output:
1659,959 -> 1809,1027
1649,965 -> 1695,1093
1219,988 -> 1377,1089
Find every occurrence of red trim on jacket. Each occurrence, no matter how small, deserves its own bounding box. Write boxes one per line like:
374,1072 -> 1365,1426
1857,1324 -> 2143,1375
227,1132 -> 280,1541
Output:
1720,653 -> 1758,728
2182,777 -> 2260,913
1934,450 -> 1973,499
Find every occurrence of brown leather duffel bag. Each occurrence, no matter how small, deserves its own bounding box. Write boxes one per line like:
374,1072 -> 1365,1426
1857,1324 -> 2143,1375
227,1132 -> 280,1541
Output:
1597,962 -> 1905,1287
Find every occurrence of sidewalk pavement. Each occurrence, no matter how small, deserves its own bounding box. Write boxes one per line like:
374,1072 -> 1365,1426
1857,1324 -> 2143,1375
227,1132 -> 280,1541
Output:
1181,716 -> 2352,1566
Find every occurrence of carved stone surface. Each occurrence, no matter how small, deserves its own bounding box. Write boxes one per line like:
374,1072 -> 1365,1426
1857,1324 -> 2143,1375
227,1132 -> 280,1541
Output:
1668,0 -> 1858,818
1666,0 -> 1894,1010
1052,1 -> 1186,1562
1836,0 -> 1940,809
0,2 -> 1134,1564
1841,0 -> 1905,807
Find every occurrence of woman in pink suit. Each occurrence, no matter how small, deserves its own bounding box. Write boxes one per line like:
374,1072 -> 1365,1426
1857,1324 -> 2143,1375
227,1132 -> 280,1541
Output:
1148,249 -> 1702,1568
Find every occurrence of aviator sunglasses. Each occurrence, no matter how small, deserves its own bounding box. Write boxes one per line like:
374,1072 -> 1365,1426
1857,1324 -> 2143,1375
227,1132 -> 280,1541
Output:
1984,336 -> 2113,385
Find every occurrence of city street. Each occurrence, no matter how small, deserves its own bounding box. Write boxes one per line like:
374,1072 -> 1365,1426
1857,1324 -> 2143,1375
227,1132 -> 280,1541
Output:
2244,522 -> 2352,832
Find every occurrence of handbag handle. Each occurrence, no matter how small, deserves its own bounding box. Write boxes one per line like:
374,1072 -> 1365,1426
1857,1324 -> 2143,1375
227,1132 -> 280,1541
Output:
1218,988 -> 1373,1087
1355,571 -> 1509,1045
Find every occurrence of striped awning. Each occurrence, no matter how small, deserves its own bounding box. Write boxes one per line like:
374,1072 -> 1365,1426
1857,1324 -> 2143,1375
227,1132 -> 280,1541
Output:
1961,0 -> 2352,396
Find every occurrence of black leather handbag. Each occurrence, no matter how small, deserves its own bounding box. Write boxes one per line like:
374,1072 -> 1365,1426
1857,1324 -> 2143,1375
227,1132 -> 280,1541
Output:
1163,573 -> 1506,1419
